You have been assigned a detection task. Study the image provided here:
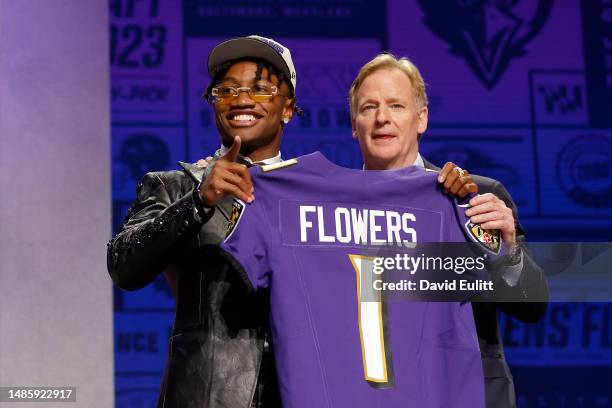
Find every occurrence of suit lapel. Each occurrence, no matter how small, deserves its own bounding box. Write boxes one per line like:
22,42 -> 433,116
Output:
178,158 -> 218,185
422,157 -> 440,172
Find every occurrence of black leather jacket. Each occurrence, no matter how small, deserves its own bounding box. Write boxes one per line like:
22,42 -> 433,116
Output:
107,159 -> 280,408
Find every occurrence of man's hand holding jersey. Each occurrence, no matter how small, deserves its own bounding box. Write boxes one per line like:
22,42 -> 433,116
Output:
465,193 -> 517,249
438,163 -> 516,249
437,163 -> 478,197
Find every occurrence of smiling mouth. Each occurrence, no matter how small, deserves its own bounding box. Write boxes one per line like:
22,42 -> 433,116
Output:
227,113 -> 261,127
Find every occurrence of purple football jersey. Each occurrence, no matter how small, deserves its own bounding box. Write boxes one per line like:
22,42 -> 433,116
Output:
220,152 -> 485,408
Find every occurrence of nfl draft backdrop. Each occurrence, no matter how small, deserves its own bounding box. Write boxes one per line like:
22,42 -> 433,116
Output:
110,1 -> 612,407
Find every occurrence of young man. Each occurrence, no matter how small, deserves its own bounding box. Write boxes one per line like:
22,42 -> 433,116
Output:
349,53 -> 549,408
107,35 -> 298,408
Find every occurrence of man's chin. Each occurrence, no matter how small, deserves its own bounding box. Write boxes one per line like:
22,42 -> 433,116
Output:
232,131 -> 263,144
367,146 -> 400,161
365,149 -> 411,169
233,132 -> 276,152
221,128 -> 257,142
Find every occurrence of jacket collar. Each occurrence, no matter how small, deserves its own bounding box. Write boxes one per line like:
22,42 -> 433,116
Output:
177,160 -> 215,185
421,156 -> 440,171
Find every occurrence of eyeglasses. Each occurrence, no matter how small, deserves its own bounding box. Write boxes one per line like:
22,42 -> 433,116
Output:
210,84 -> 287,104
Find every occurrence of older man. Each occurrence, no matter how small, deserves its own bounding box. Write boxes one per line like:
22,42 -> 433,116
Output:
349,53 -> 549,408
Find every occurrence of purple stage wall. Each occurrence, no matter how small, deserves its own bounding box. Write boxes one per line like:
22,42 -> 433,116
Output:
0,1 -> 113,407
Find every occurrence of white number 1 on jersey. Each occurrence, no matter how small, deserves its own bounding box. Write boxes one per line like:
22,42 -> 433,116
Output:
349,254 -> 390,385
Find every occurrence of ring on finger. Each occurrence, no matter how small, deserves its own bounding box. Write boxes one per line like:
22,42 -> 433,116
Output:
454,167 -> 466,177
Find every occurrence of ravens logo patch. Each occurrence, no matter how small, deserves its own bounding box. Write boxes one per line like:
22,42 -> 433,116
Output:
464,220 -> 501,255
225,200 -> 245,240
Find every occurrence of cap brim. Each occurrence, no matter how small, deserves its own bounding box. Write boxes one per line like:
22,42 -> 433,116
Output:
208,37 -> 291,83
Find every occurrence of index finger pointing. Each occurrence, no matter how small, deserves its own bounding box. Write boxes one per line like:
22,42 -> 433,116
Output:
222,136 -> 242,162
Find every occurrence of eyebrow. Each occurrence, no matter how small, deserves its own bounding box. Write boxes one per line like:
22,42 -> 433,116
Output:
358,98 -> 379,106
358,97 -> 407,106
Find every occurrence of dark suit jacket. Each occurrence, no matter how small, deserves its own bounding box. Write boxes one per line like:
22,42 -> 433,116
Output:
423,158 -> 549,408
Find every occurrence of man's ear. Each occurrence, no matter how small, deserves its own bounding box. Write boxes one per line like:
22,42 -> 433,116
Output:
417,106 -> 428,134
282,97 -> 296,124
351,116 -> 358,139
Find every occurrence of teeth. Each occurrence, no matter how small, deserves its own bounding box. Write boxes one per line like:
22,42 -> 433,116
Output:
232,114 -> 256,121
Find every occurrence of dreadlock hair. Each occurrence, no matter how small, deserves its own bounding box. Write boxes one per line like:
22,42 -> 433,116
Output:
203,57 -> 303,116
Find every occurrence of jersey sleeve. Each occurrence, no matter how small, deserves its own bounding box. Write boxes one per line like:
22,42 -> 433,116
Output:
219,198 -> 272,292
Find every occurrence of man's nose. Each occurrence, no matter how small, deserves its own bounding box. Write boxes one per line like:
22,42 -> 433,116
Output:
233,88 -> 256,106
375,106 -> 390,124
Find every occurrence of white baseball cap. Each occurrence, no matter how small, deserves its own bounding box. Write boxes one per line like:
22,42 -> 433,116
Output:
207,35 -> 297,93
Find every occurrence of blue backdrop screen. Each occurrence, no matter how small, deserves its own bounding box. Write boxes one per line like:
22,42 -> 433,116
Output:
110,1 -> 612,406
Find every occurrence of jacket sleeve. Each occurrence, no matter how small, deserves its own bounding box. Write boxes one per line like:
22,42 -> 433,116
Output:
486,180 -> 549,323
106,171 -> 209,290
